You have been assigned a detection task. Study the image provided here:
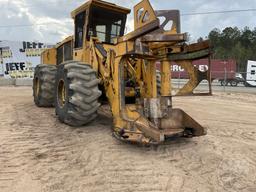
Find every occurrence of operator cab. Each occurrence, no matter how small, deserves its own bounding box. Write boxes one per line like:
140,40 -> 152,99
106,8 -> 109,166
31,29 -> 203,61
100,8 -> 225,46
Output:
72,0 -> 130,48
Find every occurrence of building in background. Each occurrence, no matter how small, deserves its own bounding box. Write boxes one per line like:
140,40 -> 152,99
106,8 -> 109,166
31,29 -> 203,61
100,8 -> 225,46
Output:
0,40 -> 53,79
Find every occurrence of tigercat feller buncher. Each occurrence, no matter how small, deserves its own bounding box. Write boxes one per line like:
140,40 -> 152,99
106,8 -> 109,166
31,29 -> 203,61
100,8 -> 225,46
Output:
33,0 -> 212,144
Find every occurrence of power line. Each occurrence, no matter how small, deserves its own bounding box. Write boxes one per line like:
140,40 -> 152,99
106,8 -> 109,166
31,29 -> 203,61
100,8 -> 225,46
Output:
0,1 -> 84,9
181,8 -> 256,16
0,21 -> 73,29
0,8 -> 255,29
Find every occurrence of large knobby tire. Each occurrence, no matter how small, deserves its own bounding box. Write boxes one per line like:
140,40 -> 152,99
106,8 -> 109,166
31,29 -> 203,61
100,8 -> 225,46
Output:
33,64 -> 57,107
55,61 -> 102,127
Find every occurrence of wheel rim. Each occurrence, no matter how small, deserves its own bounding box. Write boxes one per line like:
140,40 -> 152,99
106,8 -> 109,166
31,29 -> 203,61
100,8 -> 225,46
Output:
231,81 -> 237,86
57,79 -> 66,108
35,77 -> 40,97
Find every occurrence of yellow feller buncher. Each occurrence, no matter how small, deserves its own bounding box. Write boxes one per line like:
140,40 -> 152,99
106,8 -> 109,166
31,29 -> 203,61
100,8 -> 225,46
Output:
33,0 -> 212,144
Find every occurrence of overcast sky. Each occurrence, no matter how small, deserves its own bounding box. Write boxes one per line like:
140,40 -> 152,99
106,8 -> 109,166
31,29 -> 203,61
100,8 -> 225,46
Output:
0,0 -> 255,44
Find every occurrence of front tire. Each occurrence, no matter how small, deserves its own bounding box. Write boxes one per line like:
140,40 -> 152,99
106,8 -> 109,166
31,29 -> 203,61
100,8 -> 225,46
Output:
33,64 -> 57,107
55,61 -> 102,127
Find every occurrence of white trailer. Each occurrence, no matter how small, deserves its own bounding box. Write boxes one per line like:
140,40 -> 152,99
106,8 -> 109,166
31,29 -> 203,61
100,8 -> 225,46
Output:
245,60 -> 256,87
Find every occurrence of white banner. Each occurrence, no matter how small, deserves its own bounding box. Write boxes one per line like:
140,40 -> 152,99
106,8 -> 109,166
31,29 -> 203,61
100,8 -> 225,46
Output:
0,40 -> 53,79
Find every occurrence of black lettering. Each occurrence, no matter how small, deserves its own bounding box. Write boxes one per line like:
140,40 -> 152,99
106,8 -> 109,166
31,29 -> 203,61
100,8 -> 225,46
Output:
5,63 -> 9,74
38,43 -> 44,49
9,63 -> 15,71
20,63 -> 26,70
27,42 -> 32,49
32,42 -> 37,49
4,62 -> 27,74
14,63 -> 19,70
20,41 -> 26,52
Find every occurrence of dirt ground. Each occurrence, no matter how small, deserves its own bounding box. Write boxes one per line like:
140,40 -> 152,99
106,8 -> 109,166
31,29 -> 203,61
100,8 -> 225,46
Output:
0,87 -> 255,192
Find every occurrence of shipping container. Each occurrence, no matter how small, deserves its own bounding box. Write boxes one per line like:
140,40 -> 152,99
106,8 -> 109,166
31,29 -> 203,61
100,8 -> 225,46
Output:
161,59 -> 243,86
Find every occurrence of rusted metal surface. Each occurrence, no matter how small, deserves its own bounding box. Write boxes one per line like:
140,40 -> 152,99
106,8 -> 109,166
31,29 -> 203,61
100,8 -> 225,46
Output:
118,19 -> 160,42
155,10 -> 181,34
142,33 -> 187,42
113,0 -> 211,143
183,40 -> 210,53
133,0 -> 157,30
168,49 -> 211,61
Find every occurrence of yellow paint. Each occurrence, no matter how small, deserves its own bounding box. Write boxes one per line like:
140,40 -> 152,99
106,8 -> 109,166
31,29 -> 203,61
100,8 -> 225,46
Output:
41,48 -> 56,65
161,60 -> 171,96
37,0 -> 211,144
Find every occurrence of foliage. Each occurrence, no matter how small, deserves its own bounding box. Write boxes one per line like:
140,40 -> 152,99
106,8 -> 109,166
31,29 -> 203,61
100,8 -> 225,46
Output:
202,27 -> 256,72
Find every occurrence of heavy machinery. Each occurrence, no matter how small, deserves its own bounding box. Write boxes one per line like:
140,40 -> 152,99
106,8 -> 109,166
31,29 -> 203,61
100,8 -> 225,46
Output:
33,0 -> 212,144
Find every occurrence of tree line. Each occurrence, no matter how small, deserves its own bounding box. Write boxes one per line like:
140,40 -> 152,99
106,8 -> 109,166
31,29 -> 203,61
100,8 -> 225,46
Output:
198,27 -> 256,72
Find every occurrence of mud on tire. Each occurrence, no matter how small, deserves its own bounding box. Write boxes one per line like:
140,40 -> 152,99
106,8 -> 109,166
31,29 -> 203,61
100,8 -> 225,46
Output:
33,64 -> 57,107
55,61 -> 102,127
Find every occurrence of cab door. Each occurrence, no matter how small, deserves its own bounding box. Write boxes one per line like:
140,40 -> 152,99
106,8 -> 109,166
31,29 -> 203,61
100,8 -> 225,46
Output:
73,10 -> 88,62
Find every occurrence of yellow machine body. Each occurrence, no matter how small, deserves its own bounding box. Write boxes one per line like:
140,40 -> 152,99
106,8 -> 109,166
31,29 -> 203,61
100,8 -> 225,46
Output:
41,0 -> 211,144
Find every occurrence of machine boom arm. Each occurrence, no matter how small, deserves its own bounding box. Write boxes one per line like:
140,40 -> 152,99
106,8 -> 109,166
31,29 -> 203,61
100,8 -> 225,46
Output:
88,0 -> 211,144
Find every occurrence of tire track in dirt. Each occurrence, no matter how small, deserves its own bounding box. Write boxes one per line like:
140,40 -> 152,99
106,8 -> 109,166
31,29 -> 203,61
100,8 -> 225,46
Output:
0,87 -> 256,192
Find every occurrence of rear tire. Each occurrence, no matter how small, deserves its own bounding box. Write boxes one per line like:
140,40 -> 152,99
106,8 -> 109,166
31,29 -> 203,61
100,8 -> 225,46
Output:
230,80 -> 238,87
55,61 -> 102,127
33,64 -> 57,107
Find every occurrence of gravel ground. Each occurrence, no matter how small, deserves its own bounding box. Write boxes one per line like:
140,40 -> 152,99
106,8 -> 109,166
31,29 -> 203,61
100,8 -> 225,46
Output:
0,87 -> 255,192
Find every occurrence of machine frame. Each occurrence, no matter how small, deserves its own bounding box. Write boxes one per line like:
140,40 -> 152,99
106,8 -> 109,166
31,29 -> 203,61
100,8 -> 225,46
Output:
39,0 -> 212,144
